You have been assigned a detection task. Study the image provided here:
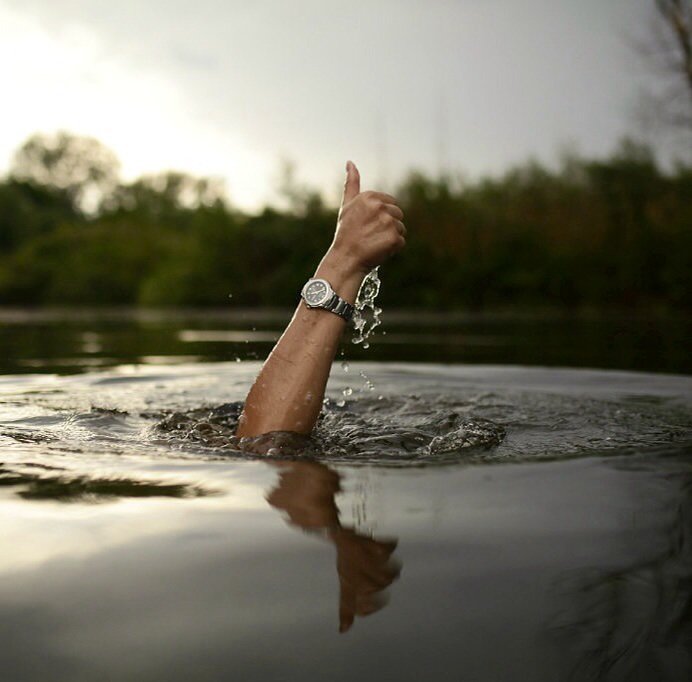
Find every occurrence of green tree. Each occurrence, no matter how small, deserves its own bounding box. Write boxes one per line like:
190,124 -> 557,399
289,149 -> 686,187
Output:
10,131 -> 120,214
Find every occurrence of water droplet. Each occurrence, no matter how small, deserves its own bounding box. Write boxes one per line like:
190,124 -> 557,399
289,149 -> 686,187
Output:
234,357 -> 241,363
351,267 -> 383,348
228,293 -> 233,299
343,387 -> 353,397
341,361 -> 350,373
336,399 -> 346,408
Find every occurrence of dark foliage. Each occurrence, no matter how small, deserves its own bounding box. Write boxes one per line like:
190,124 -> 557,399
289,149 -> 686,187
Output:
0,133 -> 690,309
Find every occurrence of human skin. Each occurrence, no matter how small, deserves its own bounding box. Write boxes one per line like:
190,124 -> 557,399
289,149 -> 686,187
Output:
266,460 -> 400,633
236,161 -> 406,438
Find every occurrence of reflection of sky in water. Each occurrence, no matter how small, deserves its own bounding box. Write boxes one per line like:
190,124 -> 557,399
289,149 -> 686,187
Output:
1,457 -> 690,681
0,461 -> 271,573
0,361 -> 691,679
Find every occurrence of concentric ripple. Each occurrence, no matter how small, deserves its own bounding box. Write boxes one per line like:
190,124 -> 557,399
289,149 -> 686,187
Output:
152,389 -> 692,465
1,364 -> 690,468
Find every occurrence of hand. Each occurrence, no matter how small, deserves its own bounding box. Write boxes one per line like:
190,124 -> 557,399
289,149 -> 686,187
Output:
329,161 -> 406,275
332,526 -> 400,633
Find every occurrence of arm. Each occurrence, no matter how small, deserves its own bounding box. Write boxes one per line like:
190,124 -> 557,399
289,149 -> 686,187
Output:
266,460 -> 400,633
236,161 -> 406,438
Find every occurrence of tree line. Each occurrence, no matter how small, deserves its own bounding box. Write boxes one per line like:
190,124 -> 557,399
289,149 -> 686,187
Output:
0,132 -> 690,310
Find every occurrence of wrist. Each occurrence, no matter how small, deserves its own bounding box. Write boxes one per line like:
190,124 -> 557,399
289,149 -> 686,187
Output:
323,244 -> 369,276
314,248 -> 366,304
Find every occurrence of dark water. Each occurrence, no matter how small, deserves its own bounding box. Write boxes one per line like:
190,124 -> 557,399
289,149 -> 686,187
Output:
1,309 -> 692,681
0,307 -> 691,374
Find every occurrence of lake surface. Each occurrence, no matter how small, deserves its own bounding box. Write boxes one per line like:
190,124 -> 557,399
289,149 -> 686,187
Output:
0,307 -> 690,375
1,308 -> 691,681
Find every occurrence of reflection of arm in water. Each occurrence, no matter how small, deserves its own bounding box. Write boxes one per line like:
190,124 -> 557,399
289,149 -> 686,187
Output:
236,162 -> 405,438
267,460 -> 400,633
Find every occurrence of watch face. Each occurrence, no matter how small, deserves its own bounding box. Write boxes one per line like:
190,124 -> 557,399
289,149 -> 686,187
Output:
303,279 -> 329,306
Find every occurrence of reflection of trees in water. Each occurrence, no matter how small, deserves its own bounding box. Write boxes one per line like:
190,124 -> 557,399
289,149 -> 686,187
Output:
551,468 -> 692,682
0,464 -> 210,502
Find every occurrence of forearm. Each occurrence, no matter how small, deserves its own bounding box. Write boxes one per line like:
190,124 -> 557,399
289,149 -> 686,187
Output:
236,248 -> 365,437
236,160 -> 404,439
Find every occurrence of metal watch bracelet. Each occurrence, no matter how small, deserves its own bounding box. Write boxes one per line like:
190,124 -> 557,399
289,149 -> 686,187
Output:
301,278 -> 354,323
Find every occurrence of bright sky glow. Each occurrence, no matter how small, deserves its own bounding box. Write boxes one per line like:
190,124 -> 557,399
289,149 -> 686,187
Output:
0,4 -> 271,208
0,0 -> 672,210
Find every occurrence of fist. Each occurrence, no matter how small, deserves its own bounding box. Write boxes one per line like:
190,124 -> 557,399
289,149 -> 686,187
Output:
331,161 -> 406,274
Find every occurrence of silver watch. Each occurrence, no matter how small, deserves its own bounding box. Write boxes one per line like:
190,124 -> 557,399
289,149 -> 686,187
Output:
300,278 -> 354,322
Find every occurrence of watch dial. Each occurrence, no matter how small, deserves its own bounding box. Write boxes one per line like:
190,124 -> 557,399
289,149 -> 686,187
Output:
305,280 -> 328,305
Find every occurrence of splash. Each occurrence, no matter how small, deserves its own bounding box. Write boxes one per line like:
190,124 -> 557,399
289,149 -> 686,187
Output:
150,387 -> 692,466
154,395 -> 507,464
351,267 -> 382,350
343,267 -> 382,395
2,365 -> 691,467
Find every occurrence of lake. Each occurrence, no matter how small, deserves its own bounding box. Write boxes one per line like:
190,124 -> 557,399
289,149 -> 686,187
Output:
0,307 -> 691,375
1,308 -> 691,681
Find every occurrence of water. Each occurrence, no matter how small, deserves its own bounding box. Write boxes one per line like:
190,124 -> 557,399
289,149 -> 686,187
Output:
351,266 -> 382,350
1,307 -> 690,375
1,310 -> 692,681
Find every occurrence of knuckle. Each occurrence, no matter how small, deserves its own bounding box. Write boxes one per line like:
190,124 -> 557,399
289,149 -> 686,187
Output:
370,202 -> 385,218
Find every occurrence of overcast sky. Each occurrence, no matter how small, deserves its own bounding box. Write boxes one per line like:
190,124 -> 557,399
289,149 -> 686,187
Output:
0,0 -> 670,209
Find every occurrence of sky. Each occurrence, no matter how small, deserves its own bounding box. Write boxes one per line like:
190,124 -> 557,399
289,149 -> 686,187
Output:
0,0 -> 671,210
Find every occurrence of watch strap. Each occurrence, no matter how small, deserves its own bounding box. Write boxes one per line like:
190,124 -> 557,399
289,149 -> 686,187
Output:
324,293 -> 354,322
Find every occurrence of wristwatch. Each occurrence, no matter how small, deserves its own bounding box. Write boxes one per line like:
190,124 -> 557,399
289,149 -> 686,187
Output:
301,278 -> 354,322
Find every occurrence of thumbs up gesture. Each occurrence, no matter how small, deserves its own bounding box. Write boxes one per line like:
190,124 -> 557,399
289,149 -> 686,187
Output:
330,161 -> 406,275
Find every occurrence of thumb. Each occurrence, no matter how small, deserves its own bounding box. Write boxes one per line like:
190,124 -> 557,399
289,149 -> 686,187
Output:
339,598 -> 355,633
341,160 -> 360,206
